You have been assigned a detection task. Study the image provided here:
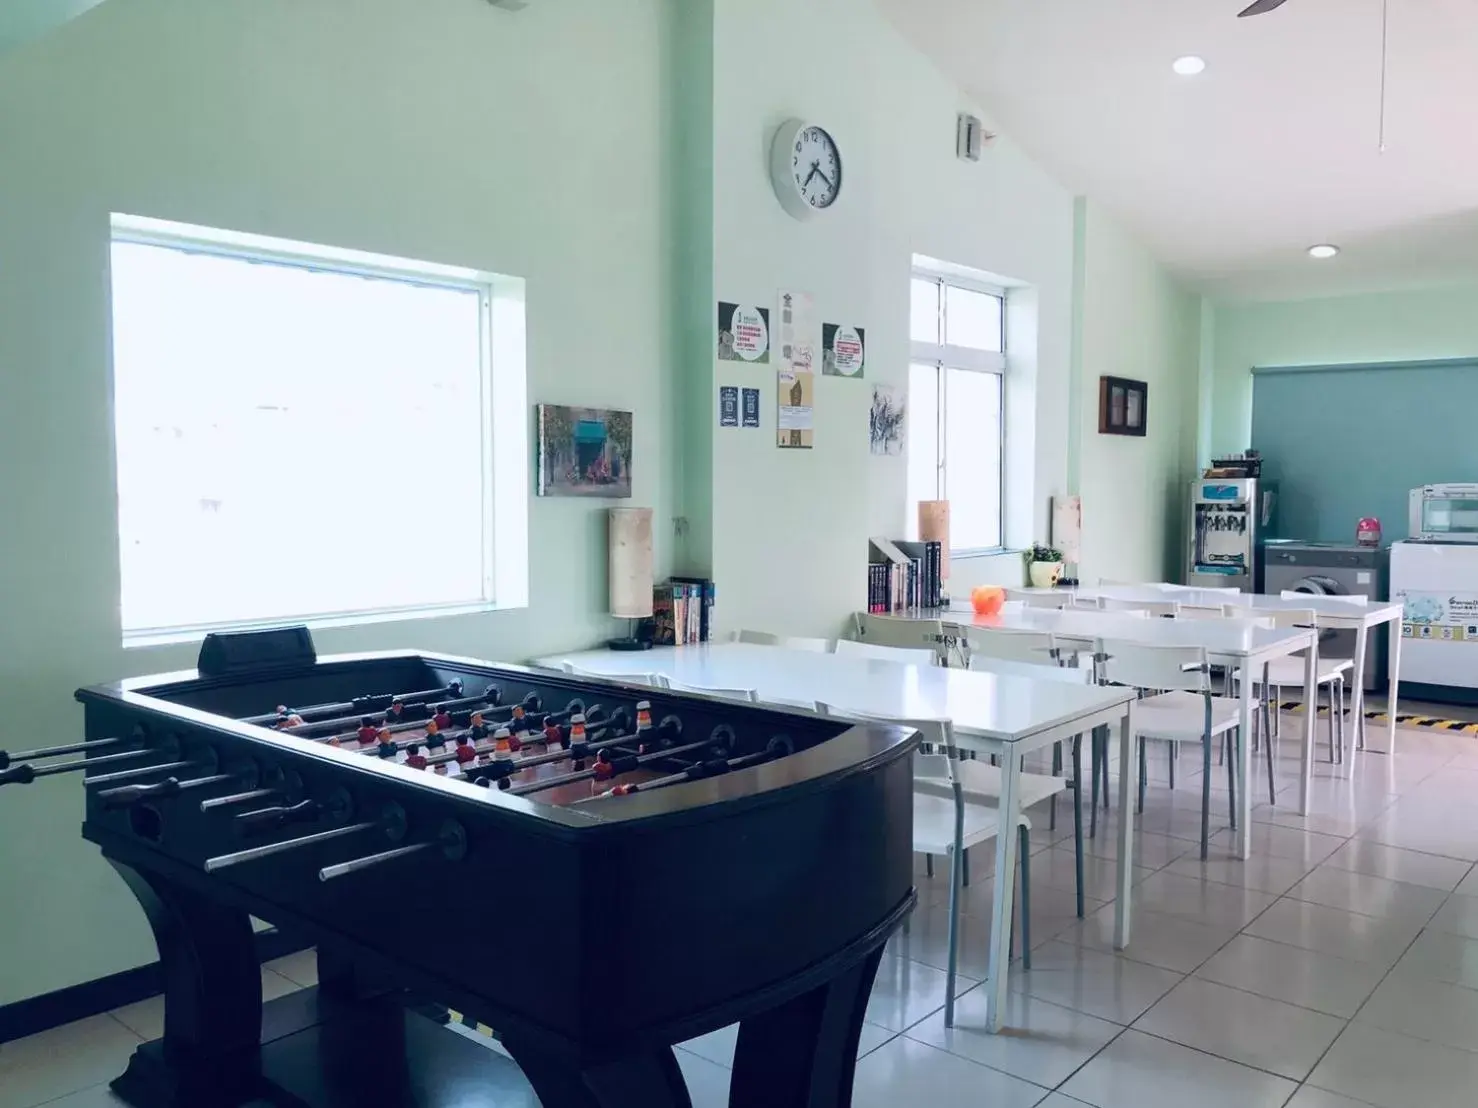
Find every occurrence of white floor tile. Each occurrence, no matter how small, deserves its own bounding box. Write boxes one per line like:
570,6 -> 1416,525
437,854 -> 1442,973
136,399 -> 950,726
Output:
675,1048 -> 731,1108
866,956 -> 976,1032
906,985 -> 1121,1089
1243,898 -> 1424,967
1031,846 -> 1156,902
1035,1097 -> 1098,1108
12,1085 -> 133,1108
1356,971 -> 1478,1055
1323,840 -> 1473,892
1283,1087 -> 1382,1108
1427,893 -> 1478,940
679,1019 -> 893,1068
1309,1021 -> 1478,1108
850,1035 -> 1049,1108
1195,933 -> 1386,1018
1286,866 -> 1448,924
1009,941 -> 1182,1024
1357,809 -> 1478,862
1132,976 -> 1345,1080
1080,828 -> 1193,870
108,968 -> 301,1042
1208,823 -> 1345,865
1162,851 -> 1314,894
1131,871 -> 1279,928
1059,1028 -> 1296,1108
1390,928 -> 1478,990
0,1015 -> 141,1108
263,948 -> 319,988
1454,865 -> 1478,897
1056,903 -> 1237,974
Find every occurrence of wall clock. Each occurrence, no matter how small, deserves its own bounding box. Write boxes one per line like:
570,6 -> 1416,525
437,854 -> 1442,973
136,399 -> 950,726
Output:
769,119 -> 843,220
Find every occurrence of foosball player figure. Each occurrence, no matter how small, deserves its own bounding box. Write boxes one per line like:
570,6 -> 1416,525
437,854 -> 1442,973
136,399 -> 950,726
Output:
274,711 -> 305,730
377,728 -> 399,759
404,742 -> 428,771
433,762 -> 449,776
384,698 -> 406,724
509,704 -> 528,734
454,733 -> 477,766
357,716 -> 380,745
635,701 -> 653,752
425,727 -> 448,756
432,707 -> 454,732
468,711 -> 489,741
566,714 -> 588,762
493,727 -> 514,764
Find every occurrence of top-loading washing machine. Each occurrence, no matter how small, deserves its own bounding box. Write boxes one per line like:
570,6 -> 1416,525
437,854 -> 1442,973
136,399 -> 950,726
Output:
1260,540 -> 1388,692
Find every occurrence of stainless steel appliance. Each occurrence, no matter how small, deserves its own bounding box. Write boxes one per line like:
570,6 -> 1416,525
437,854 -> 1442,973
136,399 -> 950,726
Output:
1186,477 -> 1277,591
1262,540 -> 1388,692
1410,484 -> 1478,543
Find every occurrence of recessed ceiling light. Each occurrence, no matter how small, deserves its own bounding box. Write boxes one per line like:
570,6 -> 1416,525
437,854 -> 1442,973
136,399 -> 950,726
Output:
1172,55 -> 1207,76
1307,244 -> 1340,259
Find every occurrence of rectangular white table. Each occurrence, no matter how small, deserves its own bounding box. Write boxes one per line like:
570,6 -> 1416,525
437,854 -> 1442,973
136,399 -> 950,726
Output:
1064,585 -> 1404,756
864,607 -> 1318,861
536,642 -> 1137,1034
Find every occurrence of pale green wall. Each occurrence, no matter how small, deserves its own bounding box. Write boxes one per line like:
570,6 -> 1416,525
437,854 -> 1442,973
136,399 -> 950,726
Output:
1211,282 -> 1478,457
0,0 -> 106,55
0,0 -> 676,1006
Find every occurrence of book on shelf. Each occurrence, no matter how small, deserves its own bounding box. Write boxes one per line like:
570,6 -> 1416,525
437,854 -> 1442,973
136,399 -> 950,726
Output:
651,577 -> 714,645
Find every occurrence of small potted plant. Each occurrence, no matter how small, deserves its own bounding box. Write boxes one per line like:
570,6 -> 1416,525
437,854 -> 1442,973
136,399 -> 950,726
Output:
1024,543 -> 1065,589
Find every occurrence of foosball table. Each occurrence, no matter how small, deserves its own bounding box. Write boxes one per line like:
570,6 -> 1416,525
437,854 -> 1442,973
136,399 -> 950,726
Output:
2,627 -> 917,1108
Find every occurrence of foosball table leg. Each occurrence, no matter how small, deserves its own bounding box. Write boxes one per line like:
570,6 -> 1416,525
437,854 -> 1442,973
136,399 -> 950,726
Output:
728,946 -> 887,1108
107,861 -> 265,1108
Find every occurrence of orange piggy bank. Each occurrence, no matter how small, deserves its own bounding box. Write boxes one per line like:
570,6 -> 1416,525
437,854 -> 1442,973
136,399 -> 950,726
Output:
970,585 -> 1005,615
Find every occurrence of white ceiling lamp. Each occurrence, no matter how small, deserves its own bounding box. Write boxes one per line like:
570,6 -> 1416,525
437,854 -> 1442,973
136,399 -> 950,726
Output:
1172,55 -> 1206,76
1307,244 -> 1340,259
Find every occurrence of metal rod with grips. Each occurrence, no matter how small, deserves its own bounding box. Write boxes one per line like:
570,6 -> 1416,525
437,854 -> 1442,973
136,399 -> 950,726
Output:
204,821 -> 377,873
0,737 -> 125,769
201,787 -> 277,812
318,819 -> 465,882
83,760 -> 196,788
508,738 -> 715,797
240,682 -> 467,726
99,773 -> 236,808
318,842 -> 433,882
0,748 -> 157,787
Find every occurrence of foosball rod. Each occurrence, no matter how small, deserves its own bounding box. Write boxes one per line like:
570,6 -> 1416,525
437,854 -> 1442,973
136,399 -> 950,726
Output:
204,820 -> 378,873
0,747 -> 159,788
299,691 -> 544,742
282,690 -> 503,737
0,736 -> 129,769
201,787 -> 278,812
318,820 -> 466,883
239,681 -> 468,726
574,745 -> 781,803
507,738 -> 716,797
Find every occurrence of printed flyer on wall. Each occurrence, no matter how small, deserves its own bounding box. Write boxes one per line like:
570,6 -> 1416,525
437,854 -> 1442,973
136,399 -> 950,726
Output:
1400,590 -> 1478,642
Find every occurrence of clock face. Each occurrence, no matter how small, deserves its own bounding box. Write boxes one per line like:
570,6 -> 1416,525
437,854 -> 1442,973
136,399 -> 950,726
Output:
791,126 -> 841,210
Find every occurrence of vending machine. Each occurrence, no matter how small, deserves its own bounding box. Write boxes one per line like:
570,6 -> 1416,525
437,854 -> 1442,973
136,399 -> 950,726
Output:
1186,477 -> 1276,590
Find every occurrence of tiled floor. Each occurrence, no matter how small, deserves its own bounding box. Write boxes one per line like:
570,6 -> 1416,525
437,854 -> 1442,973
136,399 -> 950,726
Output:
8,721 -> 1478,1108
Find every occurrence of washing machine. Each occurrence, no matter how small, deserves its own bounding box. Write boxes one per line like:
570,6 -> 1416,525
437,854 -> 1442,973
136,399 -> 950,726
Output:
1260,540 -> 1388,692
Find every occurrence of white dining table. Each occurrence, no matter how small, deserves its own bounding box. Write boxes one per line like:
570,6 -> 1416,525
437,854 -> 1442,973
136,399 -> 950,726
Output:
863,606 -> 1318,862
1060,585 -> 1405,757
535,642 -> 1137,1034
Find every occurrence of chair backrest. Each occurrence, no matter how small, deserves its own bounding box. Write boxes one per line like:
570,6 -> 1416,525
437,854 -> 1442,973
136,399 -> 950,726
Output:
855,613 -> 944,659
816,705 -> 956,785
1005,588 -> 1071,609
963,627 -> 1055,664
1265,606 -> 1318,630
731,629 -> 782,646
1100,596 -> 1180,617
558,661 -> 660,687
1096,639 -> 1211,693
1177,603 -> 1236,620
767,696 -> 822,712
1160,583 -> 1241,595
656,677 -> 759,702
781,635 -> 834,653
834,639 -> 937,666
1282,589 -> 1367,607
968,654 -> 1093,685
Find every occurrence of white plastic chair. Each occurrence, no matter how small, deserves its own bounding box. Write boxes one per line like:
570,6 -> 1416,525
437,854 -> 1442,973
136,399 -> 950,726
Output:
1100,596 -> 1180,618
817,707 -> 1030,1028
557,661 -> 662,687
834,639 -> 937,666
730,629 -> 834,653
730,629 -> 782,646
1177,603 -> 1237,620
961,627 -> 1057,664
1097,639 -> 1253,859
1004,588 -> 1072,609
853,613 -> 944,662
1236,606 -> 1354,766
655,677 -> 759,702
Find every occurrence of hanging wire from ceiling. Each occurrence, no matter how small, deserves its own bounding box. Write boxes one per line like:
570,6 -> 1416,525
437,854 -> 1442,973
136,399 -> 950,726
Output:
1378,0 -> 1390,152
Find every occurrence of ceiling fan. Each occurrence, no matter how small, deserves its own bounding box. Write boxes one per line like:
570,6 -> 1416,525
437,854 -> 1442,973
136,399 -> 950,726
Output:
1238,0 -> 1290,14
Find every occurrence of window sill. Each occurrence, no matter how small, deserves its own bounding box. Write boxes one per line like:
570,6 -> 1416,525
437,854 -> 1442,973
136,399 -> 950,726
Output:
122,600 -> 515,650
951,546 -> 1022,561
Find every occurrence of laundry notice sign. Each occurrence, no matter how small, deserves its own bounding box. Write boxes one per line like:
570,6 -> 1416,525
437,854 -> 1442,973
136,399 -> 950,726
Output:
1400,590 -> 1478,643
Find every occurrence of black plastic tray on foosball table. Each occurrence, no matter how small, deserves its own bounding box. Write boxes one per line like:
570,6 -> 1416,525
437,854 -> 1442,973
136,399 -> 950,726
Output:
36,627 -> 919,1108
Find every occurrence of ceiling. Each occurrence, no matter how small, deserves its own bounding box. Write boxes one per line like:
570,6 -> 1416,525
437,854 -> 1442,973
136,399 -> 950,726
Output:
880,0 -> 1478,302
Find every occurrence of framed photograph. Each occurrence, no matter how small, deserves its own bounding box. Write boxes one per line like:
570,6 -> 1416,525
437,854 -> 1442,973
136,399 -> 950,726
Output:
536,404 -> 633,497
1098,376 -> 1148,437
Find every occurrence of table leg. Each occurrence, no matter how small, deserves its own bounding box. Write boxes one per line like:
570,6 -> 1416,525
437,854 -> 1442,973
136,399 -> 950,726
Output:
1236,665 -> 1255,860
1350,622 -> 1369,753
1113,712 -> 1135,949
983,755 -> 1022,1033
1299,635 -> 1318,816
1384,618 -> 1402,756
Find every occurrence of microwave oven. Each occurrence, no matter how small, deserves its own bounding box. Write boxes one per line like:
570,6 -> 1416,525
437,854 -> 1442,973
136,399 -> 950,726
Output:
1410,484 -> 1478,543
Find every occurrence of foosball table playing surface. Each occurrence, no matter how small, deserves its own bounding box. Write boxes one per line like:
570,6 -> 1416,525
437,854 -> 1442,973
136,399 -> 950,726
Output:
3,627 -> 918,1108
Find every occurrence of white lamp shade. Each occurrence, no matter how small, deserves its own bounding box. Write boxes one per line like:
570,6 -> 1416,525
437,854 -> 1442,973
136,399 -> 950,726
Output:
608,507 -> 654,619
919,500 -> 950,580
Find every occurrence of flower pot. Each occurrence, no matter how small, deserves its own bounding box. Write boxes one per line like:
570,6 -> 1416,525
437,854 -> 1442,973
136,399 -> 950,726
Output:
1028,560 -> 1063,589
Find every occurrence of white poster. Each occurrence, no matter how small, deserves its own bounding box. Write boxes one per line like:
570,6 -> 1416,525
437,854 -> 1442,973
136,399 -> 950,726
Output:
776,289 -> 818,372
1400,590 -> 1478,643
1052,494 -> 1082,565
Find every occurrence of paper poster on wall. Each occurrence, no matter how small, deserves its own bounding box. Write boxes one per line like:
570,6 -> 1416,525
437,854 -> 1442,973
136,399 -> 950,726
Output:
717,301 -> 770,363
777,370 -> 814,449
869,383 -> 904,455
776,289 -> 818,372
718,385 -> 739,427
1052,494 -> 1083,565
822,323 -> 866,378
1400,590 -> 1478,643
741,387 -> 761,428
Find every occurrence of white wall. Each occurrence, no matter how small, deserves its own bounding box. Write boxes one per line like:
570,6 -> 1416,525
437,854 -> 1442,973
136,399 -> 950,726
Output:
0,0 -> 675,1005
1211,282 -> 1478,456
706,0 -> 1074,632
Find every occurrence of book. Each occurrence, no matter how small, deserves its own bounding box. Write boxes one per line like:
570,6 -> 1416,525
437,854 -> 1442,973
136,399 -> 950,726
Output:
652,586 -> 677,645
670,576 -> 716,642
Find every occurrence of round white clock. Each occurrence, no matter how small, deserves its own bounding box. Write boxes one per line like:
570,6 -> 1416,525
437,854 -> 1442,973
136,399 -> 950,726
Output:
769,119 -> 842,220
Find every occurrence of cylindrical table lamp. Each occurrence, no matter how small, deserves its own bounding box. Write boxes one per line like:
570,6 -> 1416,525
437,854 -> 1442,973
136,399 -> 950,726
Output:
608,507 -> 654,651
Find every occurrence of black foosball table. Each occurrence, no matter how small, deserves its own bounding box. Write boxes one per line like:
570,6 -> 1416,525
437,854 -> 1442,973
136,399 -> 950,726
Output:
2,628 -> 917,1108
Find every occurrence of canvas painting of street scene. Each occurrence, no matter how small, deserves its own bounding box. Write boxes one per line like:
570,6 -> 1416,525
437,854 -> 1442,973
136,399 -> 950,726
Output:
536,404 -> 633,498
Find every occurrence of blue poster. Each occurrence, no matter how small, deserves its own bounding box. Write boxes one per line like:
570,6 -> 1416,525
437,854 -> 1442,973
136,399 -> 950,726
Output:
741,387 -> 761,428
719,385 -> 739,427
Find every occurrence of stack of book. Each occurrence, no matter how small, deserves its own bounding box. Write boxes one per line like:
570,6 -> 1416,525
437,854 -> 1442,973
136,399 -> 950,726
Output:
651,577 -> 714,644
866,537 -> 943,612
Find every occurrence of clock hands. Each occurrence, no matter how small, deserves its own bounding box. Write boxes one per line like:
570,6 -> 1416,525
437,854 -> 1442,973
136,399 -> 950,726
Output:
813,166 -> 835,193
801,162 -> 820,189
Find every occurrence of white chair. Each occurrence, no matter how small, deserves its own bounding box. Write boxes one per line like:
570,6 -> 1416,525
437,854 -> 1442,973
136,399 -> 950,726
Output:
1236,606 -> 1354,767
961,627 -> 1057,664
557,661 -> 662,687
731,629 -> 782,646
655,677 -> 759,702
853,613 -> 944,662
817,707 -> 1031,1028
1177,604 -> 1237,620
767,697 -> 822,713
1100,596 -> 1180,618
1161,583 -> 1242,596
1005,588 -> 1072,609
834,639 -> 937,666
730,629 -> 834,653
1097,639 -> 1253,859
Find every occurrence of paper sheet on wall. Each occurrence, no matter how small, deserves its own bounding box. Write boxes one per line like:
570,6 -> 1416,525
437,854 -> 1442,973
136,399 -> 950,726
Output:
777,370 -> 814,449
1052,494 -> 1082,564
776,289 -> 818,372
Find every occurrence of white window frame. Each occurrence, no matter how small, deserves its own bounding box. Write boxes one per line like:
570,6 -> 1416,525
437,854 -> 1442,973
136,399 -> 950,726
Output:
910,267 -> 1007,555
109,213 -> 529,646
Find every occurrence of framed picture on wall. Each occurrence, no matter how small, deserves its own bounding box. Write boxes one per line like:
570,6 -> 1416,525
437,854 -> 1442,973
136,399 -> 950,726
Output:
1098,376 -> 1148,437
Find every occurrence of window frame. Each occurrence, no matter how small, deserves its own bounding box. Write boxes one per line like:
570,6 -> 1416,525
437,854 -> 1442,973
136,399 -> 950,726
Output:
108,213 -> 527,646
909,268 -> 1007,556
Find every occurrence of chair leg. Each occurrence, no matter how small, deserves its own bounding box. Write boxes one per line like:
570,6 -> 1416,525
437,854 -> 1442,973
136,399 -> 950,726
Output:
1336,677 -> 1346,764
1227,730 -> 1238,831
1050,741 -> 1061,831
1018,822 -> 1032,970
1201,731 -> 1213,860
925,855 -> 934,879
1137,737 -> 1147,814
1072,733 -> 1085,919
1265,705 -> 1277,806
1169,743 -> 1176,790
962,847 -> 971,888
1089,729 -> 1101,840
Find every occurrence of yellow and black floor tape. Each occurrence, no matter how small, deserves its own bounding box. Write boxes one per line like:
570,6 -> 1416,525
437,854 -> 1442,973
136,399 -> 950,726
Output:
1274,701 -> 1478,734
